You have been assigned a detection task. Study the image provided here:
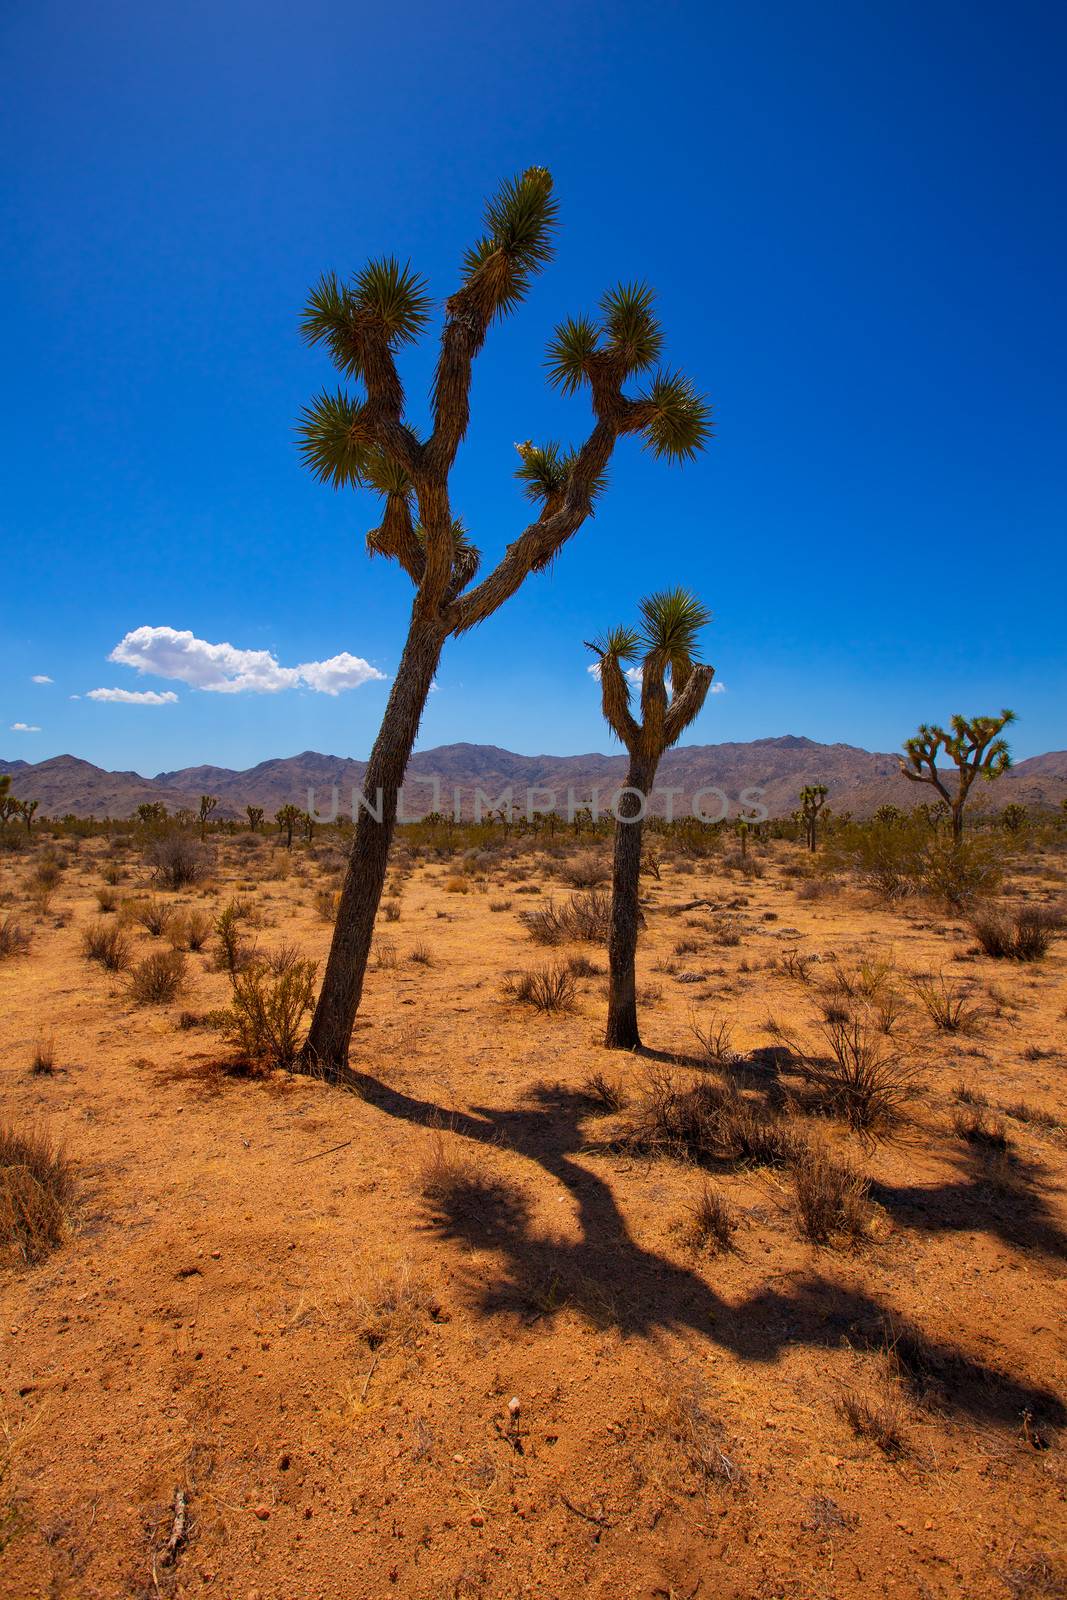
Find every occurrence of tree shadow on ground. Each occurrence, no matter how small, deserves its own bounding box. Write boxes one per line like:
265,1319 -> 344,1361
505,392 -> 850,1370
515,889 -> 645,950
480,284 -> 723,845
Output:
340,1065 -> 1065,1433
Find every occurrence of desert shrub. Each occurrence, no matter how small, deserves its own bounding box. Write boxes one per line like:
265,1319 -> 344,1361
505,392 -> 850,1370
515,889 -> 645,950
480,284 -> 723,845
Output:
791,1143 -> 871,1244
779,947 -> 817,983
95,887 -> 118,913
101,862 -> 124,886
0,916 -> 31,960
146,831 -> 211,889
382,898 -> 402,921
225,956 -> 317,1070
443,874 -> 470,894
520,890 -> 610,946
503,963 -> 576,1013
125,896 -> 173,937
0,1124 -> 75,1263
911,973 -> 984,1032
81,919 -> 132,972
129,949 -> 187,1004
212,900 -> 255,973
373,937 -> 399,970
621,1069 -> 796,1168
409,941 -> 434,966
972,905 -> 1060,962
488,898 -> 512,912
685,1182 -> 736,1252
565,952 -> 601,978
921,833 -> 1001,910
559,853 -> 609,889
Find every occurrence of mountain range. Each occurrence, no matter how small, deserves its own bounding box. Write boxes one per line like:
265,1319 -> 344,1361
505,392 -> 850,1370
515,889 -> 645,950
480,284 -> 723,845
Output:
3,738 -> 1066,821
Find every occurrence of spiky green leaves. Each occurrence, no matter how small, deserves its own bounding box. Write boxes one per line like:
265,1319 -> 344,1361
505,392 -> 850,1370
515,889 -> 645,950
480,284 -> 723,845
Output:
638,587 -> 711,661
601,282 -> 664,376
546,316 -> 601,395
514,440 -> 607,508
297,392 -> 417,497
642,371 -> 713,462
461,167 -> 559,320
590,625 -> 641,662
300,259 -> 432,377
297,390 -> 373,488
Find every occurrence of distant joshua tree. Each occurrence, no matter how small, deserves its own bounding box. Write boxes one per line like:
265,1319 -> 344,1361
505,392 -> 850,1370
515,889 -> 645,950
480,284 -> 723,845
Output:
246,805 -> 264,833
588,588 -> 715,1050
198,794 -> 219,840
799,784 -> 828,852
0,777 -> 19,828
18,799 -> 39,834
276,804 -> 301,851
296,168 -> 711,1076
900,711 -> 1014,842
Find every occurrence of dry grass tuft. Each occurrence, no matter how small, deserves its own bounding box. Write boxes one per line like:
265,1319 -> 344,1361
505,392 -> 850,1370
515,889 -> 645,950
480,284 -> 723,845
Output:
503,963 -> 576,1013
836,1382 -> 908,1457
791,1142 -> 872,1244
953,1104 -> 1009,1150
0,916 -> 31,960
129,948 -> 187,1005
911,973 -> 984,1033
520,891 -> 610,946
684,1182 -> 736,1252
0,1124 -> 75,1264
356,1269 -> 444,1351
82,919 -> 133,972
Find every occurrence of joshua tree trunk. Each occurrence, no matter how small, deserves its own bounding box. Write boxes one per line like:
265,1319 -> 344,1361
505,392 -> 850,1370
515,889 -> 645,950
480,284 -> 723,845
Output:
605,762 -> 651,1050
302,616 -> 444,1075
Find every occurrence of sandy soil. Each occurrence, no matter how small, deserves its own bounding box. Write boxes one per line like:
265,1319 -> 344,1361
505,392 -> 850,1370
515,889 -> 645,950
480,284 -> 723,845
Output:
1,830 -> 1065,1600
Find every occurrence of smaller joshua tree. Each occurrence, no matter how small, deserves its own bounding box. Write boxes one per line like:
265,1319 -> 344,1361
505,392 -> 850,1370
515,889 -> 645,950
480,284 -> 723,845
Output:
588,588 -> 715,1050
276,804 -> 301,851
799,784 -> 828,852
19,799 -> 39,834
900,710 -> 1014,842
198,794 -> 219,840
246,806 -> 264,833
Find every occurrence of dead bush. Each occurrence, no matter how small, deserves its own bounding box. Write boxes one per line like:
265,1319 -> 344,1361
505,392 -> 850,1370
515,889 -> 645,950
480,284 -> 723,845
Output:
773,1016 -> 920,1135
972,906 -> 1060,962
81,919 -> 132,972
520,890 -> 610,946
559,853 -> 609,889
0,1124 -> 75,1264
382,898 -> 402,921
356,1269 -> 444,1350
146,831 -> 211,889
129,949 -> 187,1005
581,1070 -> 627,1113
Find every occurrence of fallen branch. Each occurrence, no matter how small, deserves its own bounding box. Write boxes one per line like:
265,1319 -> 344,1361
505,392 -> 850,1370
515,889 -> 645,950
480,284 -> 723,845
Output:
293,1140 -> 354,1166
161,1487 -> 187,1567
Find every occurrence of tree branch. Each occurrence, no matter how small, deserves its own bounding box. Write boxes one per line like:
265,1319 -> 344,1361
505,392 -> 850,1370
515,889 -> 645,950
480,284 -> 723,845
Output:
662,663 -> 714,748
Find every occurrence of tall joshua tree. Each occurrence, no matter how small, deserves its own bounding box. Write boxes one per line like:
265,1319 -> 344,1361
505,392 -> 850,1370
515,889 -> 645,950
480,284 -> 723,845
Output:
588,589 -> 715,1051
198,794 -> 219,840
297,169 -> 711,1076
900,710 -> 1014,842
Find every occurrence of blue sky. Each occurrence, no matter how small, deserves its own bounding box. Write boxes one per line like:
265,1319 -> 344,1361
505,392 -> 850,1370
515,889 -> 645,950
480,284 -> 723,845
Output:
2,0 -> 1064,774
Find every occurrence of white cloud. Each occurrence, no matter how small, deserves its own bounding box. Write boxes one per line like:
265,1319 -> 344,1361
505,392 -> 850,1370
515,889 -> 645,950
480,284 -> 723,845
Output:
587,661 -> 643,684
710,681 -> 727,694
107,626 -> 386,696
31,674 -> 53,684
87,688 -> 179,705
10,722 -> 41,733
